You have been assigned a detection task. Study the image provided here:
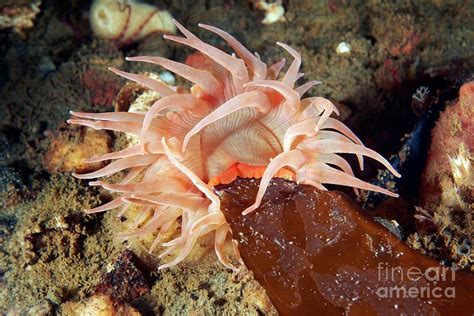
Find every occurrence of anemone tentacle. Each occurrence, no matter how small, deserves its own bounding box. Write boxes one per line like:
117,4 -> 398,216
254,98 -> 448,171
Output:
296,80 -> 322,96
277,42 -> 301,87
267,58 -> 286,80
242,150 -> 308,215
109,67 -> 176,97
198,23 -> 267,80
127,56 -> 223,100
182,91 -> 272,150
70,110 -> 145,123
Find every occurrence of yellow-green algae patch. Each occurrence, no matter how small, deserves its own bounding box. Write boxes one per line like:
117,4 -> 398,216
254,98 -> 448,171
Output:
0,174 -> 122,312
1,174 -> 275,315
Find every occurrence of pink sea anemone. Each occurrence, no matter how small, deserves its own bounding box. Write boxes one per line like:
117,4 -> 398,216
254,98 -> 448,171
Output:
68,20 -> 400,270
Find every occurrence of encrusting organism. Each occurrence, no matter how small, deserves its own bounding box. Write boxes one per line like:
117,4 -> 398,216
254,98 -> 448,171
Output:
68,20 -> 400,270
90,0 -> 176,46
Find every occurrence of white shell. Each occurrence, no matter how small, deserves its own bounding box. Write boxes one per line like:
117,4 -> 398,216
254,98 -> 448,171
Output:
336,42 -> 351,55
254,1 -> 286,25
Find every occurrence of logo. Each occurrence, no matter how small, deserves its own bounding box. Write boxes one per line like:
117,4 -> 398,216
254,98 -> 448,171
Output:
376,262 -> 456,299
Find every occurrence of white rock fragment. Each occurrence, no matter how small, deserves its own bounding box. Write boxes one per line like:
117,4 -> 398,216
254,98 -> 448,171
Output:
125,73 -> 162,146
90,0 -> 176,46
254,1 -> 286,25
159,71 -> 176,85
0,0 -> 41,35
336,42 -> 351,55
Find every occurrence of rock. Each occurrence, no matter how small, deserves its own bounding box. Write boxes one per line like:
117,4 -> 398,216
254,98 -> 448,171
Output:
44,125 -> 112,174
0,0 -> 41,36
95,250 -> 149,302
61,294 -> 141,316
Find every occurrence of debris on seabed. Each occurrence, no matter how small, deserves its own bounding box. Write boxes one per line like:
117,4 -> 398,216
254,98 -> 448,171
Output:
253,1 -> 286,25
336,42 -> 351,55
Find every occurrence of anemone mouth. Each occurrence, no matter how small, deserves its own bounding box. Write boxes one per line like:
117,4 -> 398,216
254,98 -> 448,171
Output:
69,20 -> 400,270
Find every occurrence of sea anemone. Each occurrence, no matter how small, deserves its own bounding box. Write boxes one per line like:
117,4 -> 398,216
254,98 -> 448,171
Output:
68,20 -> 400,270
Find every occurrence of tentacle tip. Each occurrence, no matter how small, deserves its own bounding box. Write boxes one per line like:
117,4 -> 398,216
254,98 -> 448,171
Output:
158,251 -> 169,259
181,138 -> 190,153
224,263 -> 239,272
242,205 -> 257,215
88,181 -> 102,186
